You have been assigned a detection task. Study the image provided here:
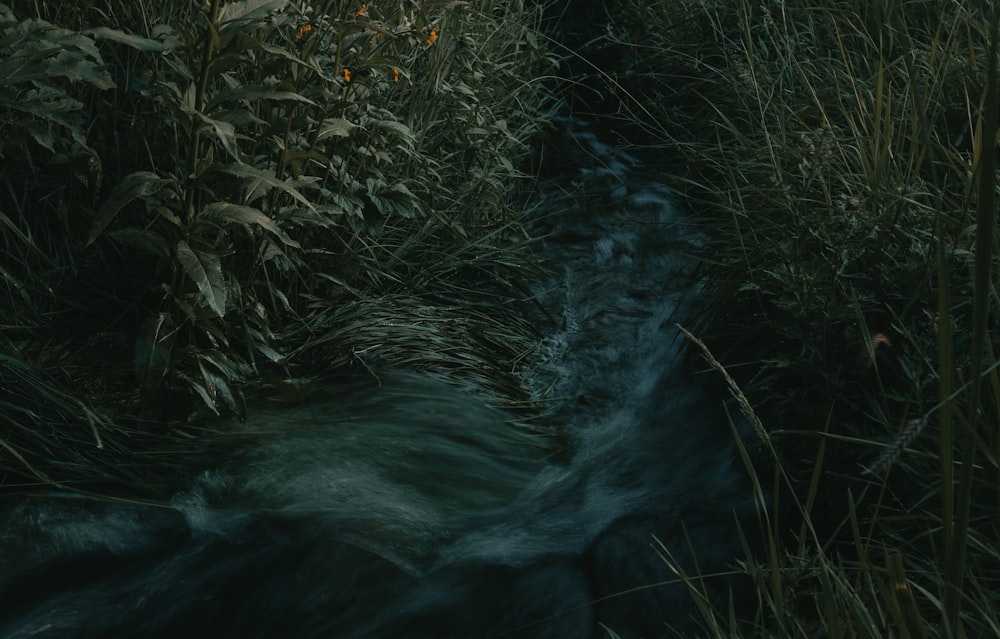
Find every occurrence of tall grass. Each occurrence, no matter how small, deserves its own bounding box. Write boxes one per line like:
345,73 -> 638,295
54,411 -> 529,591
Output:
609,0 -> 1000,635
0,0 -> 554,493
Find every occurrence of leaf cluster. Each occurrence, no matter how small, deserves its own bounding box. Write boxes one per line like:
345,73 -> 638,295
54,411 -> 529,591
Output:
0,0 -> 553,492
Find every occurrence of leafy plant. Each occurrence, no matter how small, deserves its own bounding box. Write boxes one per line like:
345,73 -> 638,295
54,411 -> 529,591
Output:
0,0 -> 553,492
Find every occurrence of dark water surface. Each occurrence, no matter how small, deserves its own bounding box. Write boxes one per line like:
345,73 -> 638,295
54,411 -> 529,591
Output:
0,119 -> 753,638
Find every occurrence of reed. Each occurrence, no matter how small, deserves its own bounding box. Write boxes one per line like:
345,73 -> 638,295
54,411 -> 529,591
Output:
611,0 -> 1000,635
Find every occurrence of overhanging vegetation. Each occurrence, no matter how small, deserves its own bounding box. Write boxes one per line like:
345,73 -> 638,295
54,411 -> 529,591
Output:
610,0 -> 1000,635
0,0 -> 554,494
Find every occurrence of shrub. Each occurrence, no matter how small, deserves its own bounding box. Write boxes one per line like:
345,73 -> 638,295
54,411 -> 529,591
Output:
0,0 -> 553,491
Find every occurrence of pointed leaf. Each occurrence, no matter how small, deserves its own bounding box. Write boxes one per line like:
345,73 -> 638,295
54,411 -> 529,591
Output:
254,342 -> 285,363
83,26 -> 164,51
198,360 -> 235,412
317,117 -> 358,140
134,312 -> 176,388
200,202 -> 300,247
46,50 -> 115,89
195,112 -> 240,162
370,118 -> 416,150
211,369 -> 241,413
89,171 -> 174,245
218,0 -> 286,25
176,240 -> 227,317
207,85 -> 315,111
196,348 -> 247,379
365,179 -> 420,218
177,371 -> 219,414
259,42 -> 315,68
223,163 -> 315,210
5,87 -> 84,134
106,228 -> 173,257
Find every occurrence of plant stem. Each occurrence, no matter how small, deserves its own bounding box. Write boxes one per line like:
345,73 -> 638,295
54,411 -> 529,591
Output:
184,0 -> 222,227
944,7 -> 999,637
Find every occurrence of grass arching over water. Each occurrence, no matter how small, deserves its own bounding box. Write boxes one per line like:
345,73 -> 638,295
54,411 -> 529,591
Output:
0,0 -> 556,495
608,0 -> 1000,636
3,0 -> 999,635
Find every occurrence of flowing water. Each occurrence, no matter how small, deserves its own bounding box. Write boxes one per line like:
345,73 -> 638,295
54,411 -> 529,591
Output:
0,118 -> 754,638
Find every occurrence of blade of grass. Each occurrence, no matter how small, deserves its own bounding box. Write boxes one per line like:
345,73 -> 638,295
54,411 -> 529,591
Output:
944,6 -> 999,636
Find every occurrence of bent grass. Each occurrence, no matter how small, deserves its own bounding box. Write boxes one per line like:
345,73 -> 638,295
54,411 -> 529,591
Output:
608,0 -> 1000,636
0,0 -> 554,493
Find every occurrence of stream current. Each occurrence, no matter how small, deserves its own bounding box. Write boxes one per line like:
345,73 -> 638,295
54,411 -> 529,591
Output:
0,117 -> 753,638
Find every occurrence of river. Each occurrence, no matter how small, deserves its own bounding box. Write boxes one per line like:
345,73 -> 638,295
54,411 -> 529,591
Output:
0,116 -> 754,639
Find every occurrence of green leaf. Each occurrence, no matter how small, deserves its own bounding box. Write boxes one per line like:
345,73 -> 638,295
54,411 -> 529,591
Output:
25,120 -> 54,150
195,111 -> 241,162
83,26 -> 164,51
599,624 -> 624,639
278,205 -> 340,228
275,150 -> 335,181
197,348 -> 247,380
2,86 -> 84,131
206,85 -> 315,111
210,368 -> 240,413
223,163 -> 316,210
45,50 -> 114,90
89,171 -> 175,245
176,240 -> 227,317
1,20 -> 103,70
254,341 -> 285,363
198,359 -> 236,414
200,202 -> 300,247
218,0 -> 286,25
369,118 -> 416,150
365,179 -> 420,218
106,228 -> 173,257
176,371 -> 219,414
328,192 -> 364,218
317,117 -> 358,140
259,42 -> 317,69
134,312 -> 176,390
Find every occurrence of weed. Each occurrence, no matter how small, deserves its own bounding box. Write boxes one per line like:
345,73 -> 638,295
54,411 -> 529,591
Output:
613,0 -> 1000,635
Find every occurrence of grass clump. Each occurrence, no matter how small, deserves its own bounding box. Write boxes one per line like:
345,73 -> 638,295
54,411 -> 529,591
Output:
0,0 -> 554,493
607,0 -> 1000,636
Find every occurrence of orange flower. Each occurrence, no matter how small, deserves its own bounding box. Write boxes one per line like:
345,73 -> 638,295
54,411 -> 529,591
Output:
343,68 -> 352,83
392,66 -> 399,83
426,28 -> 437,46
353,5 -> 368,17
871,332 -> 892,351
857,332 -> 893,368
296,24 -> 312,40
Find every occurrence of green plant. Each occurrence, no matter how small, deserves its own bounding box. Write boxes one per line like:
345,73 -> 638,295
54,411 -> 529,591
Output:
609,0 -> 1000,636
0,0 -> 554,493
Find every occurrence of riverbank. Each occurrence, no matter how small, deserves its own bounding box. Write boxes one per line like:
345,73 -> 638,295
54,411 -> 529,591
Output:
6,0 -> 999,636
606,0 -> 1000,635
0,0 -> 553,495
